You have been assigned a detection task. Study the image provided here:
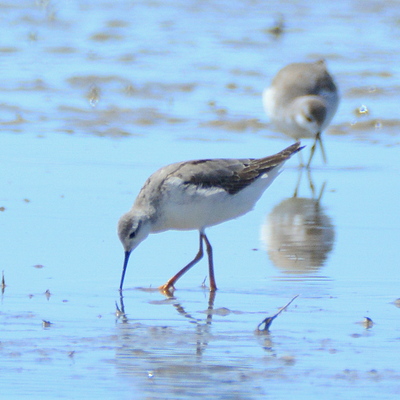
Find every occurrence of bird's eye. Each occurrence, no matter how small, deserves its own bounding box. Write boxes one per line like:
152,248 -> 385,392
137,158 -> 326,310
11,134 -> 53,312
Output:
305,115 -> 313,122
129,220 -> 141,239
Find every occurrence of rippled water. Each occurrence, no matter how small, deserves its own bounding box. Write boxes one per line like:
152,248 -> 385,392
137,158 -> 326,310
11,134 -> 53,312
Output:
1,1 -> 400,399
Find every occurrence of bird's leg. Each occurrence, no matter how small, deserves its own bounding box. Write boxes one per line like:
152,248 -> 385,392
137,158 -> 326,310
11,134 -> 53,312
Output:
201,232 -> 217,291
159,232 -> 204,294
317,133 -> 327,164
306,137 -> 317,168
206,290 -> 217,325
307,132 -> 327,168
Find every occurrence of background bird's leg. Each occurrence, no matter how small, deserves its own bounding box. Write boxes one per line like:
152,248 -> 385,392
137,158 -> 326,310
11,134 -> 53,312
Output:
159,232 -> 204,293
306,137 -> 317,168
307,132 -> 327,167
317,133 -> 327,164
201,232 -> 217,291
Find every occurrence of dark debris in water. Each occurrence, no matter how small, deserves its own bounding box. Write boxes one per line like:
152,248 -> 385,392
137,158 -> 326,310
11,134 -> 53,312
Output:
363,317 -> 374,329
392,298 -> 400,308
257,295 -> 299,332
90,32 -> 124,42
1,271 -> 6,292
263,14 -> 285,38
42,320 -> 52,328
355,316 -> 374,330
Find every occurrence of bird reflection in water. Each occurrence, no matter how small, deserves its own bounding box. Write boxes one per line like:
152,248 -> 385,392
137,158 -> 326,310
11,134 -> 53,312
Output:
116,290 -> 216,357
261,181 -> 335,274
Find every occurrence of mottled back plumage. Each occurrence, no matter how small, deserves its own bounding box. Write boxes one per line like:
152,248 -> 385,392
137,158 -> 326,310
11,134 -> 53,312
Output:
183,141 -> 303,195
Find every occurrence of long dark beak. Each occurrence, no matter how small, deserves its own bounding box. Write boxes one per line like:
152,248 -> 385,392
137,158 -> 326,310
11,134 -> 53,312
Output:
119,251 -> 131,292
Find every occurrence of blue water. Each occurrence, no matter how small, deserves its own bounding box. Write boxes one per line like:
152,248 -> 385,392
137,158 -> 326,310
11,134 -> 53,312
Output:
1,1 -> 400,399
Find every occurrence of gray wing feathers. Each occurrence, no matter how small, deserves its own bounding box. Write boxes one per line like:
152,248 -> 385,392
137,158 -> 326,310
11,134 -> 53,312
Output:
182,142 -> 303,195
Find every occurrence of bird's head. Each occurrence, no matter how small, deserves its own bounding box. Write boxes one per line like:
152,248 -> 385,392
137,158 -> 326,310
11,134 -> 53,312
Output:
118,211 -> 151,254
294,96 -> 327,137
117,210 -> 152,291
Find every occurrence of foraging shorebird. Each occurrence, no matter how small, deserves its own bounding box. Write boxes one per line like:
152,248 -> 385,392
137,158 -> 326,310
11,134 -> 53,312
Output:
118,142 -> 303,293
263,60 -> 339,166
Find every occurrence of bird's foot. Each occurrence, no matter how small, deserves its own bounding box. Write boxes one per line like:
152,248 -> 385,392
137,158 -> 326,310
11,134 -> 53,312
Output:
159,283 -> 175,297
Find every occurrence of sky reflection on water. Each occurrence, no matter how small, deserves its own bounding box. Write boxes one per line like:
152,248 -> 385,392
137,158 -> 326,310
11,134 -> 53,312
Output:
1,0 -> 400,399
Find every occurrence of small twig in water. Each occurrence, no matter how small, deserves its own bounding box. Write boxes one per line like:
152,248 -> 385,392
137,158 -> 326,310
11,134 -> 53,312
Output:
257,295 -> 299,332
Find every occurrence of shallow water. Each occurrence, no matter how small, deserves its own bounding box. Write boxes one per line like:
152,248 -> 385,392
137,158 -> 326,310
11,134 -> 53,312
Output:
1,0 -> 400,399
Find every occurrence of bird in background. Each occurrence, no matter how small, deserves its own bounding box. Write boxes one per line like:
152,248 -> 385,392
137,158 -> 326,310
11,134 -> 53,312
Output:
118,142 -> 303,294
263,60 -> 339,167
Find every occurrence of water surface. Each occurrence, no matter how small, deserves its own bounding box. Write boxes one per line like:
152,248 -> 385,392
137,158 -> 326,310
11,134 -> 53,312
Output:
1,1 -> 400,399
